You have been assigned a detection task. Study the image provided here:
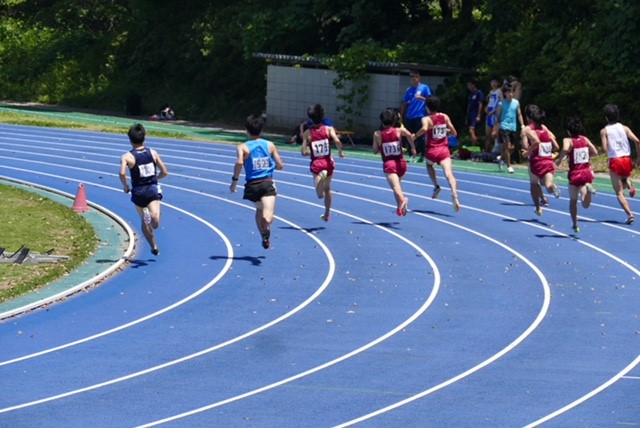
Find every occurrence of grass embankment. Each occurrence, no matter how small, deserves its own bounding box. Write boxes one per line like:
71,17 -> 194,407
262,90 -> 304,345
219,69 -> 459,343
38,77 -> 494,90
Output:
0,109 -> 191,140
0,184 -> 97,302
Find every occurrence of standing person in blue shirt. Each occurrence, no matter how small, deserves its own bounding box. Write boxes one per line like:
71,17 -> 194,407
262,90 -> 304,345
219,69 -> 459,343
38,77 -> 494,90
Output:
119,123 -> 169,256
465,78 -> 484,148
401,69 -> 432,162
492,84 -> 524,173
230,114 -> 285,249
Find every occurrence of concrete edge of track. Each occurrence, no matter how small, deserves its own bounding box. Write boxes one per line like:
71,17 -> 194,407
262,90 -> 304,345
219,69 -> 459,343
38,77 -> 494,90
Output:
0,176 -> 135,321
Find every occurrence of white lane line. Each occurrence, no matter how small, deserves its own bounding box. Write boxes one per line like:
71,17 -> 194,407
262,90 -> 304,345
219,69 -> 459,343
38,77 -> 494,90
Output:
0,206 -> 337,414
2,147 -> 633,230
136,207 -> 441,427
331,210 -> 552,427
0,169 -> 234,367
2,133 -> 636,424
2,137 -> 633,220
330,194 -> 640,426
523,355 -> 640,427
1,125 -> 638,208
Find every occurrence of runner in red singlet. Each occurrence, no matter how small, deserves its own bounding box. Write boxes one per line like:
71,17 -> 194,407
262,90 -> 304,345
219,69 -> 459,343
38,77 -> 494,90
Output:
521,105 -> 560,216
555,116 -> 598,233
373,109 -> 416,216
414,96 -> 461,212
301,104 -> 345,222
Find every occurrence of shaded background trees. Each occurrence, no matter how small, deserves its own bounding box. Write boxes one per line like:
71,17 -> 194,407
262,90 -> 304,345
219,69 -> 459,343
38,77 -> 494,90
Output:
1,0 -> 638,139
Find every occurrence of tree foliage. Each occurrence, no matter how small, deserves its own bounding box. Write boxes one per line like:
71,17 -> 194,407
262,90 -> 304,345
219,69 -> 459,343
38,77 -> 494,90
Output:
1,0 -> 639,138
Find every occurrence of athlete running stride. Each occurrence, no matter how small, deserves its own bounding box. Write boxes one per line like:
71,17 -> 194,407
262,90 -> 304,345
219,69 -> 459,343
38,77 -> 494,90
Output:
301,104 -> 345,222
119,123 -> 169,256
372,108 -> 416,216
230,114 -> 285,249
415,96 -> 461,212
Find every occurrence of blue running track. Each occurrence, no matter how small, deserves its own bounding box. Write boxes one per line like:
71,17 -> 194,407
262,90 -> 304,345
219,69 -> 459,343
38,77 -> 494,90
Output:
0,124 -> 638,427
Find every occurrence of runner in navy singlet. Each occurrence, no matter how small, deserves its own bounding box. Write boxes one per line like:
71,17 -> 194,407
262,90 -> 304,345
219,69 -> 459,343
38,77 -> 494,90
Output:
119,123 -> 169,256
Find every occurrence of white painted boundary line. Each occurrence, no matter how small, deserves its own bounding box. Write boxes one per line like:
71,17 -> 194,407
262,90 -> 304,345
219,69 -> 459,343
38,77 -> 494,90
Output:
334,187 -> 639,426
136,204 -> 441,427
0,168 -> 234,367
523,355 -> 640,427
0,205 -> 337,414
0,128 -> 640,424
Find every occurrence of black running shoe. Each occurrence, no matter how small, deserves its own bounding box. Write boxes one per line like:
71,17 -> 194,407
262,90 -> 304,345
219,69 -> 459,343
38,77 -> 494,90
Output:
261,228 -> 271,249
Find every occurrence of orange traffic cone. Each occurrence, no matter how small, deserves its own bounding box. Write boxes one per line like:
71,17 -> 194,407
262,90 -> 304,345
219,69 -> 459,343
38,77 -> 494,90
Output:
72,183 -> 89,213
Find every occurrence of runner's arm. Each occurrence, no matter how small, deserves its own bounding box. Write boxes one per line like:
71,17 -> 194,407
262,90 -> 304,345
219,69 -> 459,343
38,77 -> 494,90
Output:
119,154 -> 131,193
230,144 -> 245,193
152,150 -> 169,180
270,142 -> 284,170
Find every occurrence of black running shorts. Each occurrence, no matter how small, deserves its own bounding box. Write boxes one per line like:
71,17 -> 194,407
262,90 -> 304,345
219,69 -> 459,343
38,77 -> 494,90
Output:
131,184 -> 162,208
243,178 -> 277,202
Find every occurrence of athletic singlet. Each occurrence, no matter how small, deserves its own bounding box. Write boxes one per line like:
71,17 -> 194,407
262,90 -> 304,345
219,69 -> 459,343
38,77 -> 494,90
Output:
486,89 -> 501,127
487,89 -> 500,113
244,139 -> 275,182
568,135 -> 591,172
379,127 -> 403,162
426,114 -> 448,148
129,147 -> 157,188
309,125 -> 332,161
605,123 -> 631,158
528,125 -> 553,160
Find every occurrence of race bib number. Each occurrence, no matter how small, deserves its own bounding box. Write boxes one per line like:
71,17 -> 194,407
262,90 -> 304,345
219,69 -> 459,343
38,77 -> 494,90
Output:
432,124 -> 447,140
138,163 -> 155,178
252,156 -> 270,170
312,139 -> 330,157
382,140 -> 402,156
538,142 -> 553,157
573,146 -> 589,164
614,139 -> 626,152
